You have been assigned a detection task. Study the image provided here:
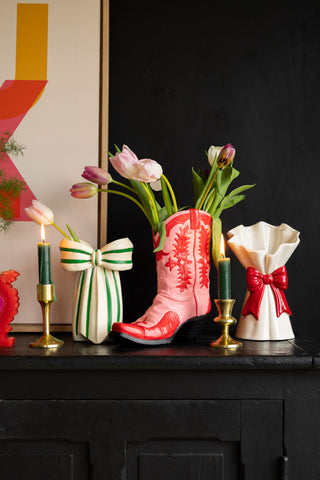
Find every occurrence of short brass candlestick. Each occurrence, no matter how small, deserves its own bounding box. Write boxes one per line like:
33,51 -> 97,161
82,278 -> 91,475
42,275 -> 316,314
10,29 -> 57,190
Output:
30,284 -> 64,349
210,299 -> 242,349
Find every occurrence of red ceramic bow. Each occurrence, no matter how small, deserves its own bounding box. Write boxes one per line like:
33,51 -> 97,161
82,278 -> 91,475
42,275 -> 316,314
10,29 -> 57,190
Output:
242,266 -> 291,320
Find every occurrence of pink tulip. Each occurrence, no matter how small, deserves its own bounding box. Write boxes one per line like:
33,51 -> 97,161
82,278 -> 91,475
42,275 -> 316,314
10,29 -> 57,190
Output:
25,200 -> 54,225
70,182 -> 98,199
109,145 -> 140,179
217,143 -> 236,167
134,159 -> 163,182
82,166 -> 112,185
109,145 -> 163,182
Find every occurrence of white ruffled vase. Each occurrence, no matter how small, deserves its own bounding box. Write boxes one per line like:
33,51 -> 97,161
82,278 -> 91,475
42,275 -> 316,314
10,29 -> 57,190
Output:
227,221 -> 300,341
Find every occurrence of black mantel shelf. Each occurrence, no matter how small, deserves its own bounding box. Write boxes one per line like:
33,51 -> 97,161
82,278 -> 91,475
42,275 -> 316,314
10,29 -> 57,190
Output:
0,333 -> 316,370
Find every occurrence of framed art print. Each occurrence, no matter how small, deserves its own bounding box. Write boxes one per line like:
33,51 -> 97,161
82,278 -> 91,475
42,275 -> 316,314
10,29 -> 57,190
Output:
0,0 -> 109,330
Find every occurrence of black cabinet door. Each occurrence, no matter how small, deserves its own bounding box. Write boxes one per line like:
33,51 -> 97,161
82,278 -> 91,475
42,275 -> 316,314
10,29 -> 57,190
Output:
0,440 -> 88,480
0,399 -> 282,480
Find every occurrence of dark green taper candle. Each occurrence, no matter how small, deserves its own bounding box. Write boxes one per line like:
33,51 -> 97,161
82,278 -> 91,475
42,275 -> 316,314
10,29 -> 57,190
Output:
38,225 -> 52,285
218,257 -> 231,299
218,235 -> 231,299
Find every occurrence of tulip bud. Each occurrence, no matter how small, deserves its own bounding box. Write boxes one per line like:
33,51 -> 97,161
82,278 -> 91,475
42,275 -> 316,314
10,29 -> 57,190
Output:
217,143 -> 236,168
70,182 -> 98,199
82,166 -> 112,185
109,145 -> 139,179
134,159 -> 163,182
109,145 -> 163,183
208,146 -> 222,166
24,200 -> 54,225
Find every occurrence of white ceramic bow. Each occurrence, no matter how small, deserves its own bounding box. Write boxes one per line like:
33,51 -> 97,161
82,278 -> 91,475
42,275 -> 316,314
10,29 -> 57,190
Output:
59,237 -> 133,344
60,237 -> 133,272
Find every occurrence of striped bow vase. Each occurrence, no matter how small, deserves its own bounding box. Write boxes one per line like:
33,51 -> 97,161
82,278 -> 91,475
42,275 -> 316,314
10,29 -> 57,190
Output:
59,237 -> 133,344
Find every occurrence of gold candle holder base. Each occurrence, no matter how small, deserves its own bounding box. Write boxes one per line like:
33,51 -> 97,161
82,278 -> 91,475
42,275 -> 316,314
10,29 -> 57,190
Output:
30,334 -> 64,349
210,299 -> 242,349
30,284 -> 64,349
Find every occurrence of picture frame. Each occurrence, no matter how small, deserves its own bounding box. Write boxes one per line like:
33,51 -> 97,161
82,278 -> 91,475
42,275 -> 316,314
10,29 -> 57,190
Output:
98,0 -> 109,249
0,0 -> 109,332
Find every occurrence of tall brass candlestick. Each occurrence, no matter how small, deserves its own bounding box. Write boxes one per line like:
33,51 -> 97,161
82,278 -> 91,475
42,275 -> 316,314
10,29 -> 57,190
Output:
30,225 -> 63,348
30,284 -> 64,348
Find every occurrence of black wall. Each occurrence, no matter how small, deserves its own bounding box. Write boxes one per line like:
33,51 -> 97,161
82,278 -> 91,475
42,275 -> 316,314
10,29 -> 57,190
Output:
108,0 -> 320,340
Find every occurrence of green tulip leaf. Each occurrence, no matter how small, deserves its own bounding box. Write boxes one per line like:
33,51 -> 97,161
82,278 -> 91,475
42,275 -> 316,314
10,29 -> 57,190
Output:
158,206 -> 169,223
203,187 -> 216,211
217,167 -> 239,195
220,194 -> 246,210
155,199 -> 162,212
66,224 -> 80,242
206,170 -> 223,215
192,167 -> 205,204
195,157 -> 218,210
214,184 -> 255,216
211,216 -> 222,269
130,179 -> 158,230
160,176 -> 173,217
207,167 -> 243,216
224,183 -> 256,199
153,221 -> 167,252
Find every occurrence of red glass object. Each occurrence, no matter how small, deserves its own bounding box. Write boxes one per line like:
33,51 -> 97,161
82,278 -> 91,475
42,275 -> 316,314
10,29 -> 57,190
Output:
0,270 -> 20,347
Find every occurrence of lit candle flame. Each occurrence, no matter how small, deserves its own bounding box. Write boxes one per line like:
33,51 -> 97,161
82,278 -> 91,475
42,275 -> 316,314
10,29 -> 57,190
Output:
40,223 -> 46,242
220,234 -> 225,257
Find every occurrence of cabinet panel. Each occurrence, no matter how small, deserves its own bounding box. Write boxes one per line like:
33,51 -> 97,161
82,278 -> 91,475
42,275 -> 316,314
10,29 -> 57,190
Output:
241,400 -> 283,480
0,399 -> 282,480
128,440 -> 239,480
0,440 -> 88,480
139,453 -> 224,480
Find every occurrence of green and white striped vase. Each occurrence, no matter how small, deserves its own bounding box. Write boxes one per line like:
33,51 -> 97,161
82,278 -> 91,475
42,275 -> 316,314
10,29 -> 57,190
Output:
59,237 -> 133,344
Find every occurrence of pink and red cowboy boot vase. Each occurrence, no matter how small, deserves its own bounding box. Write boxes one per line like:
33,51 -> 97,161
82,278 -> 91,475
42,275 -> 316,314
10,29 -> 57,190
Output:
110,209 -> 212,345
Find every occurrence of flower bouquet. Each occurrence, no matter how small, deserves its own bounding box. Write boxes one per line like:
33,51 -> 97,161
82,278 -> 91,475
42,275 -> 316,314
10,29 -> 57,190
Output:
70,143 -> 255,345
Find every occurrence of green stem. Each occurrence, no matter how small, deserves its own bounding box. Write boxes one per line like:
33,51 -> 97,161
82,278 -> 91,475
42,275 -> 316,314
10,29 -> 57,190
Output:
203,187 -> 216,212
197,170 -> 218,210
161,174 -> 178,213
206,193 -> 223,216
52,222 -> 71,240
141,182 -> 159,226
99,188 -> 152,224
111,179 -> 137,194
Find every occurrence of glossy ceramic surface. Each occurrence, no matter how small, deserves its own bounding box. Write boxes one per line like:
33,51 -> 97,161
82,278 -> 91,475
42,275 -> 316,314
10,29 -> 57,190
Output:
227,221 -> 300,341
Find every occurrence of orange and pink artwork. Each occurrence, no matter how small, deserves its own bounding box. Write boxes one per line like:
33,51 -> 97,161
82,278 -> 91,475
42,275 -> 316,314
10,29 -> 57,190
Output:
0,3 -> 48,220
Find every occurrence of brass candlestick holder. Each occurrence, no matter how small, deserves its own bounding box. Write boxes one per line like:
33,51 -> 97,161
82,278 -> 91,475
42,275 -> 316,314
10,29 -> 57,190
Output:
210,299 -> 242,349
30,284 -> 64,349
